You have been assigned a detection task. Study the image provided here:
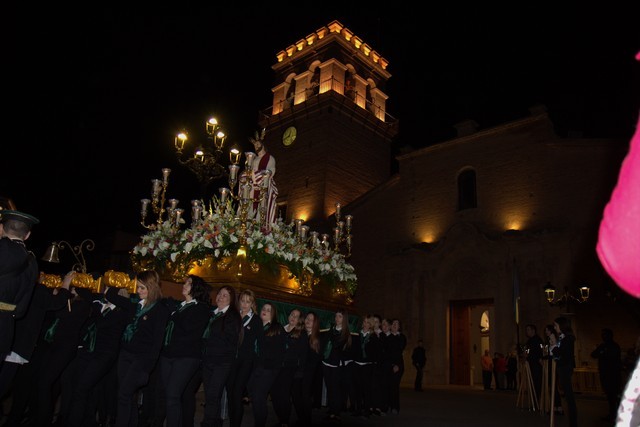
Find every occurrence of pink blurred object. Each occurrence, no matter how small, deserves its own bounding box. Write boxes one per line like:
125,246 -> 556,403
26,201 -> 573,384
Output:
596,52 -> 640,298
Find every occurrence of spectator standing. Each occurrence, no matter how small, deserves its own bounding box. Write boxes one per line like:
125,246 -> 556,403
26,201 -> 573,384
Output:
552,316 -> 577,427
506,350 -> 518,391
524,324 -> 544,402
481,349 -> 493,390
591,328 -> 623,422
411,340 -> 426,391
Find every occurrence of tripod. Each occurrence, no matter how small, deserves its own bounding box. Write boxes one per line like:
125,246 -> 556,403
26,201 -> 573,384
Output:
516,360 -> 539,411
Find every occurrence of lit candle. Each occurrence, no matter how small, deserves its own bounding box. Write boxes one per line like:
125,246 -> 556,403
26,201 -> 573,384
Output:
168,199 -> 179,209
175,208 -> 184,225
192,206 -> 201,222
262,170 -> 272,188
345,214 -> 353,229
300,225 -> 309,241
219,187 -> 229,204
333,227 -> 340,243
241,183 -> 252,200
295,219 -> 303,236
151,179 -> 162,197
229,165 -> 239,183
321,234 -> 330,249
245,152 -> 256,171
140,199 -> 150,216
338,221 -> 345,232
335,203 -> 341,217
310,231 -> 319,247
162,168 -> 171,184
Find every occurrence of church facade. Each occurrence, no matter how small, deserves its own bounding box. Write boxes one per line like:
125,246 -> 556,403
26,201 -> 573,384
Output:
257,20 -> 638,386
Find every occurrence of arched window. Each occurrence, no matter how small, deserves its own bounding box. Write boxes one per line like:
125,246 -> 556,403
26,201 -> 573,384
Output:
457,169 -> 477,210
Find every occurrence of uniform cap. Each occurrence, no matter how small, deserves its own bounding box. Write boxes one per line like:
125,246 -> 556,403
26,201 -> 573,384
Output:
0,209 -> 40,226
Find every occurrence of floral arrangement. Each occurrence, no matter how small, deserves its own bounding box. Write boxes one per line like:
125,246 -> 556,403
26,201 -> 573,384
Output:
130,198 -> 357,295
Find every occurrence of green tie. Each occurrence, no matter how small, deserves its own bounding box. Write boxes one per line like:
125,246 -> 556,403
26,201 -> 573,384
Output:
83,322 -> 97,352
44,318 -> 60,344
202,311 -> 224,339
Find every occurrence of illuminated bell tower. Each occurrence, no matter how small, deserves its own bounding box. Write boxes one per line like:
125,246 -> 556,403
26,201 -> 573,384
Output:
259,20 -> 398,228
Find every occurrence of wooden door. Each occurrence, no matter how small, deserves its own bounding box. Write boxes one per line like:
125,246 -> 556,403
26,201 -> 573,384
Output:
450,302 -> 471,385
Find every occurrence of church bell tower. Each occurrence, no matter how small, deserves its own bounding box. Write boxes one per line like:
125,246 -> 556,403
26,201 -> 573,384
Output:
258,20 -> 398,229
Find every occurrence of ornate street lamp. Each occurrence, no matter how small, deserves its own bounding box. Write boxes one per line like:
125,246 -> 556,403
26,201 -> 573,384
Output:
543,281 -> 590,311
174,117 -> 228,193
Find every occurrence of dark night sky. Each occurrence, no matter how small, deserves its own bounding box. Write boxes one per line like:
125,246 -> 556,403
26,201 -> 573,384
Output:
2,6 -> 638,269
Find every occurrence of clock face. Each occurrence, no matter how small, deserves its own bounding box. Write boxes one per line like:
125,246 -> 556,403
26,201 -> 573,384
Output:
282,126 -> 297,146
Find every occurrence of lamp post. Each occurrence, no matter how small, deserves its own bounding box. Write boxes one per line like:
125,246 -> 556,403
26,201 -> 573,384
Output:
543,281 -> 590,313
41,239 -> 95,273
174,117 -> 228,195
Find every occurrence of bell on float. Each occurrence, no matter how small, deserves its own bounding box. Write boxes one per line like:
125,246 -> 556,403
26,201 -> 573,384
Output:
41,242 -> 61,263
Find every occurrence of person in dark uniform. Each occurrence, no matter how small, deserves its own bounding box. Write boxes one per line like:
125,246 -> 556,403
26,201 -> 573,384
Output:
387,318 -> 406,414
0,275 -> 70,399
370,314 -> 388,416
0,275 -> 71,427
108,269 -> 169,427
31,273 -> 93,426
294,311 -> 321,426
66,285 -> 131,427
0,209 -> 39,363
247,302 -> 285,427
201,285 -> 241,427
226,289 -> 263,427
552,317 -> 578,427
271,308 -> 307,427
590,327 -> 623,421
525,323 -> 544,405
352,314 -> 381,418
159,274 -> 211,427
321,308 -> 353,423
411,339 -> 426,391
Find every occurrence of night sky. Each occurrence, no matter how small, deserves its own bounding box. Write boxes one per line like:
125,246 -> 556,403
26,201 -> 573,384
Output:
3,6 -> 638,270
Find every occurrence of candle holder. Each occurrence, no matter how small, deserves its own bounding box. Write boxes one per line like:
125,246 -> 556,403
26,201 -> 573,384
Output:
140,168 -> 182,230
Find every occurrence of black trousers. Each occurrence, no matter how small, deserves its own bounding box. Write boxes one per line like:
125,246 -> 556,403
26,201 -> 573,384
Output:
270,365 -> 296,424
389,363 -> 404,412
33,343 -> 77,426
323,364 -> 350,417
201,358 -> 232,427
557,365 -> 577,427
414,364 -> 424,390
353,363 -> 374,413
225,357 -> 254,427
115,350 -> 156,427
182,366 -> 202,427
248,365 -> 280,427
68,350 -> 119,427
159,356 -> 201,427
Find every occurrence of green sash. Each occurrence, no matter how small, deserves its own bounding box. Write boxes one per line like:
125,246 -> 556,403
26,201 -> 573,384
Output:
122,301 -> 156,343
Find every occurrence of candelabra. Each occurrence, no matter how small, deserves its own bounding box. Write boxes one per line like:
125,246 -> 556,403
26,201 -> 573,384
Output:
543,281 -> 590,311
174,117 -> 228,192
217,149 -> 273,245
140,168 -> 184,230
41,239 -> 95,273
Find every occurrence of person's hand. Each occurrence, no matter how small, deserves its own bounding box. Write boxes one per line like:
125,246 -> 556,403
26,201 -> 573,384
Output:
393,364 -> 399,373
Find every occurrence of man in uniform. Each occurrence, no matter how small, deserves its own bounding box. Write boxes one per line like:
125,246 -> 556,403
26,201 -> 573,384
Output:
0,209 -> 40,363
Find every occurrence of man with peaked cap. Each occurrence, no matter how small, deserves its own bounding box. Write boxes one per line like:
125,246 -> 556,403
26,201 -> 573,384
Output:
0,209 -> 40,362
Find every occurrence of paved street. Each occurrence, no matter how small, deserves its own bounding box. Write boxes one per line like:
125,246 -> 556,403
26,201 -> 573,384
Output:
196,385 -> 613,427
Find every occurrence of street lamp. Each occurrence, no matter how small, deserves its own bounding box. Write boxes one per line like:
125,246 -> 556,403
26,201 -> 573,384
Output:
174,117 -> 228,193
543,281 -> 590,308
